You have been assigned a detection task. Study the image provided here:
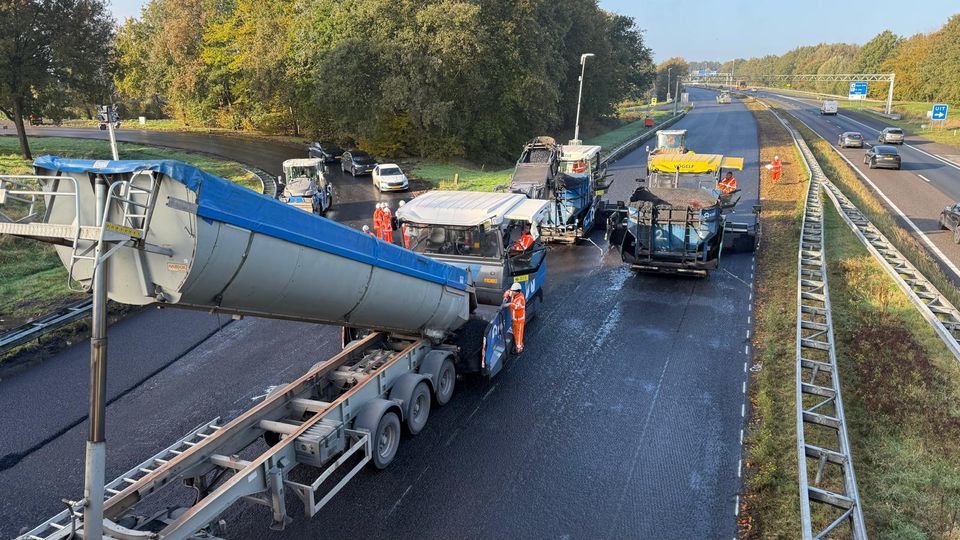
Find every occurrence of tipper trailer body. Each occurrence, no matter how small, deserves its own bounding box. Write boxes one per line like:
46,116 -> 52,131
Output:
0,156 -> 530,540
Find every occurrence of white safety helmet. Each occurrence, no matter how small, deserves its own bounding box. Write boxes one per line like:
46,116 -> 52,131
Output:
398,200 -> 405,207
774,155 -> 780,160
510,282 -> 522,292
362,225 -> 370,232
377,202 -> 383,209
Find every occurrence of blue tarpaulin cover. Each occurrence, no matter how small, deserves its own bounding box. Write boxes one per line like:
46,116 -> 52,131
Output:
33,156 -> 469,291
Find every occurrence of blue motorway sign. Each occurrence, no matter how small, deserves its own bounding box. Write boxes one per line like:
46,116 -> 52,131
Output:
849,81 -> 868,96
932,104 -> 949,121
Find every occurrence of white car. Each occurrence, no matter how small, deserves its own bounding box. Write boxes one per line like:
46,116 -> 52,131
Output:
372,164 -> 409,192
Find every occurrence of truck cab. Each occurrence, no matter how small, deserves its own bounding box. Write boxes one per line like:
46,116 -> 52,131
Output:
396,191 -> 550,376
279,158 -> 332,215
648,129 -> 688,156
396,191 -> 549,306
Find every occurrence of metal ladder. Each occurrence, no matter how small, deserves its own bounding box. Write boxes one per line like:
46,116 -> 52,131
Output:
19,418 -> 223,540
67,170 -> 163,291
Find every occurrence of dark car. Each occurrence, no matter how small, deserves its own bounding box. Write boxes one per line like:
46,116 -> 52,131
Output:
837,131 -> 864,148
308,141 -> 344,162
878,127 -> 904,144
940,202 -> 960,243
863,145 -> 901,170
341,150 -> 377,176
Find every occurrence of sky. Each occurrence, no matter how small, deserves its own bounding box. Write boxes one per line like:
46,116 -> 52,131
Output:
599,0 -> 957,62
108,0 -> 956,63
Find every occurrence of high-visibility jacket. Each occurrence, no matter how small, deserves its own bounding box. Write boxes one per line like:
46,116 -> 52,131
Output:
503,290 -> 526,321
402,224 -> 413,248
381,208 -> 394,243
718,176 -> 738,194
512,232 -> 534,252
771,157 -> 782,171
373,207 -> 384,236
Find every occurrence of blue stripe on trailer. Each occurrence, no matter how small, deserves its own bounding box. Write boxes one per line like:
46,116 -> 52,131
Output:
33,156 -> 469,291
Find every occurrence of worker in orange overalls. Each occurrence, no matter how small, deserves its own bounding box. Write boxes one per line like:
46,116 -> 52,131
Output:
503,282 -> 526,353
373,202 -> 384,239
718,171 -> 738,195
381,204 -> 394,244
398,201 -> 414,248
511,227 -> 534,253
771,155 -> 783,183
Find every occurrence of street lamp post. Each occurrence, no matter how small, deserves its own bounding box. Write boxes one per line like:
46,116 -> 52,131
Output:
572,52 -> 594,145
667,67 -> 672,102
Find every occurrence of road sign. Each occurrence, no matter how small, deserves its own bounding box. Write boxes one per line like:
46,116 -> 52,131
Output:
848,81 -> 868,100
932,104 -> 949,121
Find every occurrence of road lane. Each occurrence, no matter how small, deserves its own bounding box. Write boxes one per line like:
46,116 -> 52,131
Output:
2,87 -> 758,538
758,90 -> 960,280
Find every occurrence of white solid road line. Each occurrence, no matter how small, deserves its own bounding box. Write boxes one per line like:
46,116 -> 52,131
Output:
918,174 -> 931,183
835,110 -> 960,171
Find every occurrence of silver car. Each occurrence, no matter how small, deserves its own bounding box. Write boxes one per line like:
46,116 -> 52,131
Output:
878,127 -> 904,144
837,131 -> 864,148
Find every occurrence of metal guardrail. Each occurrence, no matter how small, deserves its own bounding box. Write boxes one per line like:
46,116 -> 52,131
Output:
0,298 -> 93,355
766,104 -> 867,539
782,112 -> 960,363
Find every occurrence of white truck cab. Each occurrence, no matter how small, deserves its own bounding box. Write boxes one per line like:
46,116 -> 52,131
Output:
396,191 -> 550,306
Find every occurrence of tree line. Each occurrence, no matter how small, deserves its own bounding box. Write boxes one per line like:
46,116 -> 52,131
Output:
1,0 -> 656,161
717,14 -> 960,103
115,0 -> 654,161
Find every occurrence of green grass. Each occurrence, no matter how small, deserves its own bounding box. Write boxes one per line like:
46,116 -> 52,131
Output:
739,101 -> 806,538
822,199 -> 960,538
0,136 -> 260,326
583,111 -> 673,155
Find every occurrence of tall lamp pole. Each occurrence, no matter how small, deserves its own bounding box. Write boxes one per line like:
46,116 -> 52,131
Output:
667,67 -> 673,102
572,52 -> 594,144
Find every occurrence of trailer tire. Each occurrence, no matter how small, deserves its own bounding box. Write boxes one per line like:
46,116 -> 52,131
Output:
389,374 -> 432,435
355,400 -> 402,469
421,351 -> 456,406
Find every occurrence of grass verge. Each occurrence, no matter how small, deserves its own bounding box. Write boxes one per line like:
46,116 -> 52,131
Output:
822,198 -> 960,539
783,116 -> 960,311
739,99 -> 806,537
1,136 -> 259,360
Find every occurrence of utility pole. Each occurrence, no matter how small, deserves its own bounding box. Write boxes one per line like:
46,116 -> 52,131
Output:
667,67 -> 673,102
674,79 -> 681,115
885,73 -> 895,115
572,52 -> 594,145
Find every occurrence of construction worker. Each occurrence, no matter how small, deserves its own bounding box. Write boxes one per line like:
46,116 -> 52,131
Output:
502,282 -> 526,353
381,203 -> 394,244
718,171 -> 738,195
373,202 -> 384,239
398,201 -> 414,248
511,226 -> 534,253
771,155 -> 783,182
362,225 -> 375,236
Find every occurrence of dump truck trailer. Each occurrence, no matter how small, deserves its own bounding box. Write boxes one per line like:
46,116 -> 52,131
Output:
606,152 -> 754,276
1,156 -> 525,539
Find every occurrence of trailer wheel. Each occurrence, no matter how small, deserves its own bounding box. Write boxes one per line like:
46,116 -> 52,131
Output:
371,412 -> 400,469
434,357 -> 456,406
405,382 -> 431,435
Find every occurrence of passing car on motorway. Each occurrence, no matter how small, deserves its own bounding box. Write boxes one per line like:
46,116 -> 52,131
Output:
341,150 -> 377,176
878,127 -> 904,144
372,163 -> 409,192
308,141 -> 344,162
939,203 -> 960,243
864,145 -> 902,170
837,131 -> 864,148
